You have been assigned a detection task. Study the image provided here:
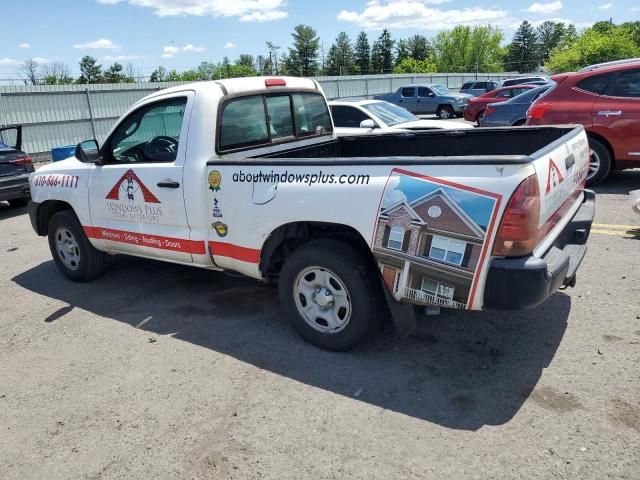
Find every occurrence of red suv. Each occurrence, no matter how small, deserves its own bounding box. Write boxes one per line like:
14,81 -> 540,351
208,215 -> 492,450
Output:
464,84 -> 536,125
526,61 -> 640,185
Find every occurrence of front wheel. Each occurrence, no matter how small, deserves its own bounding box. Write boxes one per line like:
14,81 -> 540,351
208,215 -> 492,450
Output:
586,137 -> 611,186
436,105 -> 455,120
47,210 -> 112,282
278,239 -> 382,351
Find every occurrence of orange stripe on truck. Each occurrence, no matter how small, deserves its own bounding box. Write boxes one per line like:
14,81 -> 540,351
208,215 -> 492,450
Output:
84,226 -> 206,255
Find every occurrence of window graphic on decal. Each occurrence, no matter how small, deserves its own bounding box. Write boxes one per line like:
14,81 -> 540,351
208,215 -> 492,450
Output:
373,169 -> 501,310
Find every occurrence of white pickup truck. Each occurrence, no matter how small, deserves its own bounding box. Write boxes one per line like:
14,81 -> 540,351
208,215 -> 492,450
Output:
28,76 -> 595,351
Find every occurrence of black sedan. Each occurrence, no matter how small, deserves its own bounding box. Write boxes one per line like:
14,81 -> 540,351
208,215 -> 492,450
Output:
479,84 -> 553,128
0,125 -> 33,207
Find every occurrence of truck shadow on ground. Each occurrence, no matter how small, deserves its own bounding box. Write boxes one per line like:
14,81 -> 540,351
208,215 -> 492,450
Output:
0,203 -> 28,221
13,256 -> 570,431
593,169 -> 640,196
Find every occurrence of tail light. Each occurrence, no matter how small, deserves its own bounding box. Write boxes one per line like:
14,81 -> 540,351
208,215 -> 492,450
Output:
265,78 -> 286,87
484,105 -> 497,116
10,155 -> 33,169
492,174 -> 540,257
527,102 -> 551,120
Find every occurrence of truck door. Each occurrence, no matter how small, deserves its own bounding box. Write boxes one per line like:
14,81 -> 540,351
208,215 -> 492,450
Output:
397,87 -> 417,113
87,92 -> 202,263
417,87 -> 437,114
593,68 -> 640,161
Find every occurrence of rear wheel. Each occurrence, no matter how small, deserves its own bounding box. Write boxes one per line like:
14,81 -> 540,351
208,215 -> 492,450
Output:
47,210 -> 111,282
278,239 -> 382,351
436,105 -> 455,120
8,197 -> 29,207
586,137 -> 611,186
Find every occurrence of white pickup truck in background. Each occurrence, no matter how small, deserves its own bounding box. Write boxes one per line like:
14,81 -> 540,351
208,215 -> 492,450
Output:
28,76 -> 595,351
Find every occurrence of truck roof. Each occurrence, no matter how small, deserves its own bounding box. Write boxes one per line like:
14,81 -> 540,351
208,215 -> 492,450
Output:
138,76 -> 321,105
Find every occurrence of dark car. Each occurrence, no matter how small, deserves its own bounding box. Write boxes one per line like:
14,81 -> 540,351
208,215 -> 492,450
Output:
0,125 -> 33,207
479,85 -> 553,128
463,84 -> 537,124
501,76 -> 550,87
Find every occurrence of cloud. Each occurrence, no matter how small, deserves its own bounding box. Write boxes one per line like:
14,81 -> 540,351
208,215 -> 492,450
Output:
182,43 -> 205,52
382,176 -> 407,208
632,7 -> 640,12
32,57 -> 50,64
73,38 -> 120,49
17,42 -> 31,49
598,2 -> 613,9
337,0 -> 509,30
224,41 -> 236,49
96,0 -> 124,3
108,0 -> 287,22
0,58 -> 20,65
528,16 -> 573,26
526,1 -> 562,14
103,55 -> 143,61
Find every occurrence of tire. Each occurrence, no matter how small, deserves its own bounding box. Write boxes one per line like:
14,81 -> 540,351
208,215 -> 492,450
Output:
475,111 -> 485,127
47,210 -> 111,282
8,197 -> 29,207
436,105 -> 455,120
586,137 -> 611,186
278,239 -> 382,351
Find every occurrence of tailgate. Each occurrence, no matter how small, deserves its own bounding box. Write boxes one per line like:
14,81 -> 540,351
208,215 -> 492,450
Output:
532,127 -> 590,255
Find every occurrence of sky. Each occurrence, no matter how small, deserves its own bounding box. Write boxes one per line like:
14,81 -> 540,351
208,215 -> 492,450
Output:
1,0 -> 639,80
382,173 -> 496,229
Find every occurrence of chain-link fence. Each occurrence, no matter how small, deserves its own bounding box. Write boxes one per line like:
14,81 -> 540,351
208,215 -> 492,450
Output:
0,72 -> 526,159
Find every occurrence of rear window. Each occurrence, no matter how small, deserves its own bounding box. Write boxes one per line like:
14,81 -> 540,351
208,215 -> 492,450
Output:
576,74 -> 613,95
462,82 -> 474,89
219,92 -> 332,152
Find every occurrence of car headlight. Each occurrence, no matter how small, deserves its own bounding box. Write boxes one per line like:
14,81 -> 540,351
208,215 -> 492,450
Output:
458,97 -> 467,104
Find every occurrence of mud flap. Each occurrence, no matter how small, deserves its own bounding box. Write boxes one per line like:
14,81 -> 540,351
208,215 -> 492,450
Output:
379,276 -> 416,337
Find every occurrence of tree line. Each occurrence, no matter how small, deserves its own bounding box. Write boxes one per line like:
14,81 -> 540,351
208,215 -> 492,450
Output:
15,20 -> 640,85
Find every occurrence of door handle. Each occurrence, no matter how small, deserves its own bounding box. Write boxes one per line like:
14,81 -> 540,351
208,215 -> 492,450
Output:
157,180 -> 180,188
597,110 -> 622,116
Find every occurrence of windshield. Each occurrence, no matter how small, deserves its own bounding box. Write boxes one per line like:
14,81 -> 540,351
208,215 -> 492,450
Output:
361,101 -> 419,127
431,84 -> 450,95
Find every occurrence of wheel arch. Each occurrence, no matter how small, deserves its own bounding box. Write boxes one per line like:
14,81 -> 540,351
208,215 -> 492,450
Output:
585,130 -> 615,169
33,200 -> 75,236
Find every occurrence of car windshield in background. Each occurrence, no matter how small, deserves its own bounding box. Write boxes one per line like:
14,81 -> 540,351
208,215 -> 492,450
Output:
361,102 -> 419,127
432,85 -> 450,95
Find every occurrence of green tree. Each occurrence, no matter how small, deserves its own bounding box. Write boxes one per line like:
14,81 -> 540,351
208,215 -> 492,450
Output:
78,56 -> 102,83
620,21 -> 640,47
395,39 -> 410,66
546,26 -> 640,72
536,21 -> 568,61
392,58 -> 437,74
353,31 -> 371,74
326,32 -> 355,75
289,24 -> 320,76
149,66 -> 167,82
41,62 -> 73,85
103,62 -> 131,83
236,54 -> 255,70
433,25 -> 504,73
266,41 -> 281,75
371,29 -> 394,73
505,21 -> 539,73
407,34 -> 432,61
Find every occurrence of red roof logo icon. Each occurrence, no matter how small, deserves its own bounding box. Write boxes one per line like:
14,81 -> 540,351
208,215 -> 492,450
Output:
545,158 -> 564,194
105,169 -> 160,203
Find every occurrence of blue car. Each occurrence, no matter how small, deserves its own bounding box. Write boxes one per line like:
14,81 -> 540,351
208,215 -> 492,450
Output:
373,84 -> 472,119
479,84 -> 553,127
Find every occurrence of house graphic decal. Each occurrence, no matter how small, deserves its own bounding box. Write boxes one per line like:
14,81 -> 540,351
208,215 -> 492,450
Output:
373,170 -> 499,310
105,169 -> 161,203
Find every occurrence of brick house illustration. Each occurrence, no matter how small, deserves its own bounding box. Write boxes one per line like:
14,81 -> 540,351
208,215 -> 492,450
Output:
373,187 -> 487,309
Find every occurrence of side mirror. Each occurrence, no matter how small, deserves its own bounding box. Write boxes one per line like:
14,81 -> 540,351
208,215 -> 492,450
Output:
75,139 -> 100,163
428,92 -> 435,98
360,119 -> 377,129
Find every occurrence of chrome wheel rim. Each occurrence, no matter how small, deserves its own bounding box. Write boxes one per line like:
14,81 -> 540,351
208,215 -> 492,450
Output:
55,227 -> 81,271
588,148 -> 601,181
439,109 -> 452,119
293,266 -> 352,334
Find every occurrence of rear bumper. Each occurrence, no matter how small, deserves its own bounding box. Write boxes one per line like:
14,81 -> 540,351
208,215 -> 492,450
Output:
483,189 -> 595,309
0,174 -> 30,201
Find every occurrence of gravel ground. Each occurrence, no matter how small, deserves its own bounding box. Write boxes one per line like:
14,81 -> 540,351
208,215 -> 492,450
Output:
0,170 -> 638,480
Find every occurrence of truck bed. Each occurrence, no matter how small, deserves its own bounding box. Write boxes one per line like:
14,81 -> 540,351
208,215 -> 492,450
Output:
252,126 -> 580,165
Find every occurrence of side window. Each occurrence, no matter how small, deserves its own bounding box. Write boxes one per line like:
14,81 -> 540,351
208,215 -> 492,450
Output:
330,106 -> 370,128
462,82 -> 473,90
418,87 -> 433,97
576,73 -> 613,95
108,97 -> 187,164
610,70 -> 640,98
401,87 -> 415,98
265,96 -> 294,140
476,82 -> 487,90
495,90 -> 511,98
292,93 -> 333,137
219,96 -> 269,151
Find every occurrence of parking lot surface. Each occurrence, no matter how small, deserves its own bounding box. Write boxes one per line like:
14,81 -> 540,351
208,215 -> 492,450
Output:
0,171 -> 639,479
